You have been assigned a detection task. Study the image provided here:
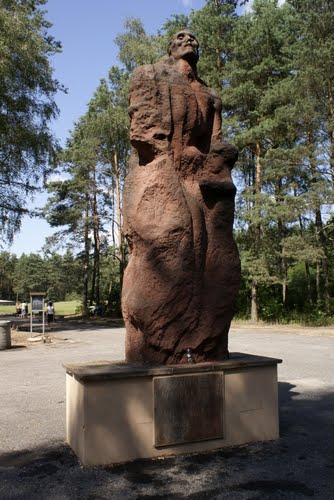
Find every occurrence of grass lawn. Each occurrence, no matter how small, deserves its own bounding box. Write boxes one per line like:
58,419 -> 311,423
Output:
0,300 -> 81,316
0,304 -> 16,314
54,300 -> 81,316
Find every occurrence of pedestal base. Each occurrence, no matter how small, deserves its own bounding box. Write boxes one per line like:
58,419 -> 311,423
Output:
63,353 -> 281,466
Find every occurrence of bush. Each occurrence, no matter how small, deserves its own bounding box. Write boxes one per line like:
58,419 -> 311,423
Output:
259,298 -> 285,323
65,292 -> 82,301
301,311 -> 334,327
74,304 -> 84,315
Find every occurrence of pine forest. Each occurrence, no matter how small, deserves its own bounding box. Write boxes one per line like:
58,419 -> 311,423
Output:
0,0 -> 333,325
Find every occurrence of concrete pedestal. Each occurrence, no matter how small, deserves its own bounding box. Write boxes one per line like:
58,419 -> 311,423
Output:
64,353 -> 281,466
0,321 -> 11,350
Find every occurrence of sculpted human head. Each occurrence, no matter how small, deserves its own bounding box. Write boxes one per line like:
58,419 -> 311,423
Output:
168,30 -> 199,63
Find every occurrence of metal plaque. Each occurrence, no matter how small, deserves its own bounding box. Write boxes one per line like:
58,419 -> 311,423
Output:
31,295 -> 44,311
154,373 -> 224,447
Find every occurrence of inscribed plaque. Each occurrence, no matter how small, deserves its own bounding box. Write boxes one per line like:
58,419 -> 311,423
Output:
154,373 -> 224,447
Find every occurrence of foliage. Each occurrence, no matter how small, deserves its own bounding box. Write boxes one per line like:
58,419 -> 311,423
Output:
41,2 -> 334,323
3,1 -> 334,324
115,18 -> 164,72
1,251 -> 80,302
219,0 -> 334,321
190,0 -> 239,89
12,252 -> 48,299
43,64 -> 130,314
0,251 -> 17,299
0,0 -> 63,241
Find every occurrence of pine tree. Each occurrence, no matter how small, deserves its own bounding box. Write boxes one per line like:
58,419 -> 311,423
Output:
115,18 -> 164,72
44,116 -> 94,315
222,0 -> 300,319
0,0 -> 63,241
285,0 -> 334,312
190,0 -> 239,90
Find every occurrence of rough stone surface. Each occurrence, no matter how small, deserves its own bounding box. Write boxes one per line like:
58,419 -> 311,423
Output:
122,31 -> 240,364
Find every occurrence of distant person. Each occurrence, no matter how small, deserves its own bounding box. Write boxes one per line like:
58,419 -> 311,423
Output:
21,301 -> 26,318
16,302 -> 21,317
46,301 -> 55,325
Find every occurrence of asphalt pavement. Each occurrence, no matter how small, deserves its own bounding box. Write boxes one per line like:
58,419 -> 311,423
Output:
0,319 -> 334,499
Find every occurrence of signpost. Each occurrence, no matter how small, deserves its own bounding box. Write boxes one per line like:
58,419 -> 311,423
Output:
30,292 -> 47,340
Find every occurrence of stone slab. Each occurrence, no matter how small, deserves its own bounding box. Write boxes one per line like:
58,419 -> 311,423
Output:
63,352 -> 282,381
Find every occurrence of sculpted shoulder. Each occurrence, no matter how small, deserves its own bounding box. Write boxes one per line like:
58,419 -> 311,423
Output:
130,64 -> 156,82
130,57 -> 185,85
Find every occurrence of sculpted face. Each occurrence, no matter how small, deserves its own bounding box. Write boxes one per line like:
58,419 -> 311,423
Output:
168,30 -> 199,63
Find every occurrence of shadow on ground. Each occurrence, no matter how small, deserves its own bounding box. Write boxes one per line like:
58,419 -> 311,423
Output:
11,317 -> 125,334
1,383 -> 333,499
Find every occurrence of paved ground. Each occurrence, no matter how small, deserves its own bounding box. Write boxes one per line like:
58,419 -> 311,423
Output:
0,319 -> 334,499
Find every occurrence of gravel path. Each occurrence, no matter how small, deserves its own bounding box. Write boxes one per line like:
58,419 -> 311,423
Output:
0,320 -> 333,499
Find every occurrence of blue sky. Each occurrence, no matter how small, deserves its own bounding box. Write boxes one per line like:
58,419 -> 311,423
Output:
6,0 -> 209,255
47,0 -> 206,147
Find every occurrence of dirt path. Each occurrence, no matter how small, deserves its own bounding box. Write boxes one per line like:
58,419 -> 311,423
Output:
230,321 -> 334,336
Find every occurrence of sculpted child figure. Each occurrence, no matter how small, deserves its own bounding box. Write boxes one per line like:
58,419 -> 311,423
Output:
122,30 -> 240,364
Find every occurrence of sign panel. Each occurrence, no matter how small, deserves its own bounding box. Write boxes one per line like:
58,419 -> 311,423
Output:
31,295 -> 44,311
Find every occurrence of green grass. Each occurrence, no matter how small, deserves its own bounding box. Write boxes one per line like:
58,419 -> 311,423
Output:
0,300 -> 81,316
0,304 -> 16,314
53,300 -> 81,316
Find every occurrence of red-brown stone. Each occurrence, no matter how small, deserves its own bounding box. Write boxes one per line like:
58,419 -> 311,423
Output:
122,31 -> 240,364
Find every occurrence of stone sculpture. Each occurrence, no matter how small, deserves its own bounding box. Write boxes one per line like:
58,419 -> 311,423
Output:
122,30 -> 240,364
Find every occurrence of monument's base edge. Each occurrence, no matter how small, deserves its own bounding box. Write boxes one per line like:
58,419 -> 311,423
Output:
64,353 -> 281,466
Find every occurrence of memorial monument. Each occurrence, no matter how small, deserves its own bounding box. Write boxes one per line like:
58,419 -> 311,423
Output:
64,31 -> 281,466
122,30 -> 241,364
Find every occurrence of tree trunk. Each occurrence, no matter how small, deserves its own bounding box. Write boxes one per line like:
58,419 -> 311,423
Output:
297,212 -> 312,306
114,147 -> 124,290
328,81 -> 334,182
82,190 -> 90,317
277,180 -> 287,306
249,143 -> 262,322
89,263 -> 96,306
255,141 -> 261,192
305,262 -> 312,306
316,261 -> 321,308
251,281 -> 259,323
91,164 -> 100,306
307,131 -> 330,312
314,206 -> 330,312
279,239 -> 288,306
282,269 -> 287,306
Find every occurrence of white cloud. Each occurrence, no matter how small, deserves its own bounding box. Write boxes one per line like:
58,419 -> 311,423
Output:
242,0 -> 286,13
47,173 -> 67,183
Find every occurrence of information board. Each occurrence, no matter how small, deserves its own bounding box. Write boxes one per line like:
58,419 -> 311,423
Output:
31,295 -> 44,311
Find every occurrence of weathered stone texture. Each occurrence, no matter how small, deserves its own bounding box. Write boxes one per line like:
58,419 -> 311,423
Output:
122,31 -> 240,364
